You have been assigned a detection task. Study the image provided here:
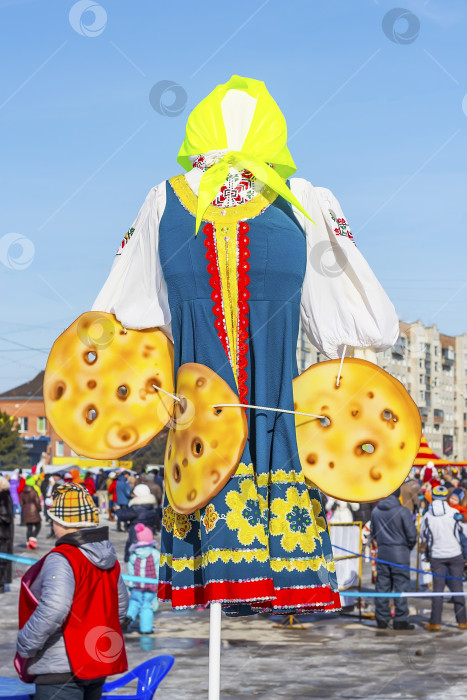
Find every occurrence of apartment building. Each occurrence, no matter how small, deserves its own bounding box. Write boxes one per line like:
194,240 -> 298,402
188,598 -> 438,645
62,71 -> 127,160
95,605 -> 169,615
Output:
297,321 -> 467,461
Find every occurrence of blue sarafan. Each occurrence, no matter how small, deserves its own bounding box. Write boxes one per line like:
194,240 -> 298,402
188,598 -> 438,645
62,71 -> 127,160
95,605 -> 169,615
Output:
92,76 -> 399,614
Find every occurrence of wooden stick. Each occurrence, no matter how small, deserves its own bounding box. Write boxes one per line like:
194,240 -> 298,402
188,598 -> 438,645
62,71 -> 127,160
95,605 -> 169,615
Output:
152,384 -> 181,402
336,345 -> 347,387
212,403 -> 324,420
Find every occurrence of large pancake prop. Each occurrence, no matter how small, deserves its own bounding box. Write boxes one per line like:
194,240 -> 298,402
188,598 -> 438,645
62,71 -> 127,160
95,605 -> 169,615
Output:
164,363 -> 248,515
165,358 -> 420,511
292,358 -> 422,502
44,312 -> 174,459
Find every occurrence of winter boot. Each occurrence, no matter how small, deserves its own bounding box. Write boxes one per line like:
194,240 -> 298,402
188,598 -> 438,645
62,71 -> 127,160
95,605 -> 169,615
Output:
393,621 -> 415,630
121,615 -> 133,631
424,623 -> 441,631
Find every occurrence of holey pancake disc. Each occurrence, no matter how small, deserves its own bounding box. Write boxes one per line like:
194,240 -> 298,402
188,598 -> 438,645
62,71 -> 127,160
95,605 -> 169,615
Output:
44,312 -> 174,459
293,358 -> 422,502
164,363 -> 248,515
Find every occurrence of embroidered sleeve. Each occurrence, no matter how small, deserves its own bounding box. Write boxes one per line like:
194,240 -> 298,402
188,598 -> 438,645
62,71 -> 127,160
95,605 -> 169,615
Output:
92,183 -> 172,339
289,178 -> 399,359
314,187 -> 356,245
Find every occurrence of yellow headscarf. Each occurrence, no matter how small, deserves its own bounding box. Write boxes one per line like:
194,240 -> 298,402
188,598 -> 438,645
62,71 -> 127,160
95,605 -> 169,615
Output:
177,75 -> 315,234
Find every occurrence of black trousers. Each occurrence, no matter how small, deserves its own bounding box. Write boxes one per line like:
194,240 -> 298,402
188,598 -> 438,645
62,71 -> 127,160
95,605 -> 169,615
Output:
375,562 -> 410,622
34,678 -> 105,699
26,522 -> 41,539
430,554 -> 466,624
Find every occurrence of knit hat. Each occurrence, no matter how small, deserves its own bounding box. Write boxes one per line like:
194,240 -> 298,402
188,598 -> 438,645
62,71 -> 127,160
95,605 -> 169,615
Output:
432,485 -> 449,500
451,487 -> 465,501
135,523 -> 154,544
48,483 -> 99,528
133,484 -> 151,499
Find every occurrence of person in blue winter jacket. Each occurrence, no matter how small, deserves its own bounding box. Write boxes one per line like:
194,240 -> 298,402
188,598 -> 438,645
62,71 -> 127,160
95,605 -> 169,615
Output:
115,472 -> 132,532
122,523 -> 160,635
370,488 -> 417,630
116,472 -> 132,505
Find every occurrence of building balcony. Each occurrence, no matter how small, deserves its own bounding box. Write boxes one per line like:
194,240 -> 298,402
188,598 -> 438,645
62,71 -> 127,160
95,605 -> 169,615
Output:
433,408 -> 444,424
442,348 -> 455,364
392,337 -> 406,359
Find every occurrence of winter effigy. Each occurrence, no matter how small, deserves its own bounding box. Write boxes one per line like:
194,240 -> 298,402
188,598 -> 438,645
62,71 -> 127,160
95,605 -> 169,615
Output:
43,75 -> 421,692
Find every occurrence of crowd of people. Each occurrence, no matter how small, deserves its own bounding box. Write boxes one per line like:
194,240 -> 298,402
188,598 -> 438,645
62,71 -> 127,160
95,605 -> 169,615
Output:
0,461 -> 465,666
324,464 -> 467,631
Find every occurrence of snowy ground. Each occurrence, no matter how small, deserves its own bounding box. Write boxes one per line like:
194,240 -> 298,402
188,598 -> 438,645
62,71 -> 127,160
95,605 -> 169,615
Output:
0,514 -> 466,699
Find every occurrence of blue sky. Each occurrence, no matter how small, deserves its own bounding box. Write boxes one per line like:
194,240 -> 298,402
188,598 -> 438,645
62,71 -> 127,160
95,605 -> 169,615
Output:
1,0 -> 467,392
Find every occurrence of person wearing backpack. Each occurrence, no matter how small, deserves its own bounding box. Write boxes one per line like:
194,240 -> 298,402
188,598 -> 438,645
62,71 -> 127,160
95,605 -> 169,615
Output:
122,523 -> 160,635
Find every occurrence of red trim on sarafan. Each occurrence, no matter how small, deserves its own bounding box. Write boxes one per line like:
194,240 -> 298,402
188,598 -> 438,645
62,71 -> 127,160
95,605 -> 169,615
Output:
204,223 -> 230,361
158,579 -> 275,608
237,222 -> 250,405
270,586 -> 341,610
158,580 -> 341,612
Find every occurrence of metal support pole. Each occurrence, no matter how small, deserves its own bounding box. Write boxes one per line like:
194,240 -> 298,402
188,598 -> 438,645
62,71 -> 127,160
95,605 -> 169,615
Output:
358,520 -> 363,620
416,512 -> 421,592
209,602 -> 221,700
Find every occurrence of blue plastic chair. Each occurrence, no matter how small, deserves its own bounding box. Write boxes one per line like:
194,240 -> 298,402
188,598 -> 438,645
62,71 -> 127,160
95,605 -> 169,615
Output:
102,655 -> 175,700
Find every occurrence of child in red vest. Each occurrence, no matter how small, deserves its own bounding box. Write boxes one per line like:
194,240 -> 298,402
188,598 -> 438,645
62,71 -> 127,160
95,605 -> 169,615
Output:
15,483 -> 129,699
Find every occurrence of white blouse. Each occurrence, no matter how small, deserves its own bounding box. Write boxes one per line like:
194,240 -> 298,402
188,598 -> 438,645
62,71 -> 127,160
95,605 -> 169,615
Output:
92,176 -> 399,359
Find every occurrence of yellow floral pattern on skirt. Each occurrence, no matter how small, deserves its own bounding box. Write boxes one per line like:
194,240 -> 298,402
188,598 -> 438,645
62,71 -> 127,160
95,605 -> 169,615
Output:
270,486 -> 324,553
225,465 -> 268,547
162,504 -> 195,539
203,504 -> 219,533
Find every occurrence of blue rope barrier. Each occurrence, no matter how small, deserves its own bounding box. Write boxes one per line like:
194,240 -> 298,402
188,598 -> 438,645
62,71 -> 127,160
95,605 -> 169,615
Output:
340,590 -> 467,598
1,552 -> 464,595
0,552 -> 158,585
0,553 -> 36,565
333,544 -> 467,582
0,545 -> 467,598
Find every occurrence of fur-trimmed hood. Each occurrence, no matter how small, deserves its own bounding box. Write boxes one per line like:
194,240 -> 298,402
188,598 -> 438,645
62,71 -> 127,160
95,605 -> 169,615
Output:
128,493 -> 156,507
